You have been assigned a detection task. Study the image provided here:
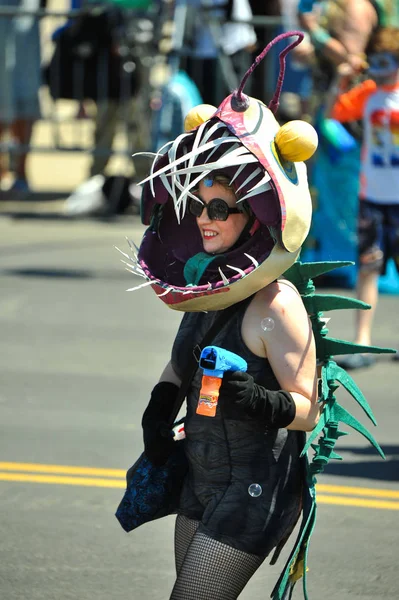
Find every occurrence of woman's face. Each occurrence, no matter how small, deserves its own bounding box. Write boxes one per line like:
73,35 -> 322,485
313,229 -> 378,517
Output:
195,180 -> 249,254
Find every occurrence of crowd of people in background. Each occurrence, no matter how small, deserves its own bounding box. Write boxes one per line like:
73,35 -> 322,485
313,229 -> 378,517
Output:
0,0 -> 398,366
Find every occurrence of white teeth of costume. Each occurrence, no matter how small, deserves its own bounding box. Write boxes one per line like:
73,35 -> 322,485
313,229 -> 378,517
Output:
132,138 -> 175,197
121,261 -> 146,278
124,266 -> 140,277
115,245 -> 146,279
237,173 -> 272,203
157,287 -> 173,297
126,237 -> 140,254
173,147 -> 258,178
202,121 -> 227,145
138,137 -> 237,187
126,279 -> 158,292
173,170 -> 211,223
244,253 -> 259,268
157,286 -> 213,296
226,264 -> 247,277
114,246 -> 131,261
168,131 -> 192,221
172,122 -> 222,219
218,268 -> 230,285
233,166 -> 262,192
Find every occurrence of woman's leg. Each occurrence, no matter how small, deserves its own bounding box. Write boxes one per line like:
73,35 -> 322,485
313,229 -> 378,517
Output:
170,530 -> 265,600
174,515 -> 200,575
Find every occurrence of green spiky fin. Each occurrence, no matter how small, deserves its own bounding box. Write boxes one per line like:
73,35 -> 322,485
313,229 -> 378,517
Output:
304,423 -> 349,462
303,358 -> 384,458
331,402 -> 385,459
315,335 -> 396,360
302,294 -> 370,314
327,361 -> 377,425
273,259 -> 390,600
319,359 -> 330,400
284,260 -> 354,288
271,484 -> 317,600
301,406 -> 329,457
304,399 -> 385,466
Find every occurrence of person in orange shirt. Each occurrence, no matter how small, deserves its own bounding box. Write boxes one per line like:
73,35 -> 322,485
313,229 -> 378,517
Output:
327,26 -> 399,369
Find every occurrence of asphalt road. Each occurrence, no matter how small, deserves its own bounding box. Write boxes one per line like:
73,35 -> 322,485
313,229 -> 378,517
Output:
0,215 -> 398,600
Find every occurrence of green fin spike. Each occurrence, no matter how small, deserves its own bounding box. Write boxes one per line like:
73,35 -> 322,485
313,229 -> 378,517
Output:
310,443 -> 343,461
301,410 -> 328,456
271,497 -> 317,599
316,335 -> 396,359
302,294 -> 371,314
284,260 -> 354,285
332,403 -> 385,459
335,429 -> 350,439
328,362 -> 378,425
328,450 -> 343,461
302,509 -> 317,600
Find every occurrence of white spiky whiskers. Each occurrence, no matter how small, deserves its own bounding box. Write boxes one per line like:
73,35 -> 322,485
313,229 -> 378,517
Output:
135,121 -> 272,223
114,238 -> 154,292
115,237 -> 262,296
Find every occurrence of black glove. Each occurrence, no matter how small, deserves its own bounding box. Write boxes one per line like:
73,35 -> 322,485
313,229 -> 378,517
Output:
142,381 -> 179,466
219,371 -> 296,428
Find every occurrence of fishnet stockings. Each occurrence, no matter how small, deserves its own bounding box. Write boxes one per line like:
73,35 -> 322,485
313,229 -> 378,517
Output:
174,514 -> 200,575
171,515 -> 265,599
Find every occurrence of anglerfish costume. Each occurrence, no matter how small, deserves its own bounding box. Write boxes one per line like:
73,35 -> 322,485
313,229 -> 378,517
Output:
128,31 -> 317,312
117,31 -> 394,600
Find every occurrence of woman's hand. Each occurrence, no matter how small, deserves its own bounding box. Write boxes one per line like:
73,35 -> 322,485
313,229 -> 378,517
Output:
219,370 -> 296,428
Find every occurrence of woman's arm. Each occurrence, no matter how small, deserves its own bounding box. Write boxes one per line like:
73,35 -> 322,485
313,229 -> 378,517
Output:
142,361 -> 182,465
250,280 -> 320,431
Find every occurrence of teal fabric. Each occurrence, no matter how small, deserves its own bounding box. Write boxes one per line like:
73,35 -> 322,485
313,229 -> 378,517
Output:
271,260 -> 391,599
183,253 -> 219,286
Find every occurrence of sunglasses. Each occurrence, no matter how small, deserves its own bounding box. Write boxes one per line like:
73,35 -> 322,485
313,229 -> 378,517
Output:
188,197 -> 242,221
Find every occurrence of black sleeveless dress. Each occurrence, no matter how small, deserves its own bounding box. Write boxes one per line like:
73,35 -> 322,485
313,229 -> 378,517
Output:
171,297 -> 305,557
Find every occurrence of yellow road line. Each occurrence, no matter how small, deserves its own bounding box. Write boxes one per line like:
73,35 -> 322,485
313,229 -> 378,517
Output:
1,462 -> 399,510
0,472 -> 398,510
0,472 -> 125,488
317,494 -> 399,510
0,462 -> 125,478
317,484 -> 399,499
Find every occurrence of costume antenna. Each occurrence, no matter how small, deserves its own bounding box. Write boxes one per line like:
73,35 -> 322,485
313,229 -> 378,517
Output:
232,31 -> 304,114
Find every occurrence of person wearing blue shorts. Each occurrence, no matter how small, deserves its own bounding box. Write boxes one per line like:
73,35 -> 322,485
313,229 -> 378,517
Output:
0,0 -> 42,193
328,25 -> 399,368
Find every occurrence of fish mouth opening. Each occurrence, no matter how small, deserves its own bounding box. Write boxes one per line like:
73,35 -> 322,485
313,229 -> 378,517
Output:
137,215 -> 276,296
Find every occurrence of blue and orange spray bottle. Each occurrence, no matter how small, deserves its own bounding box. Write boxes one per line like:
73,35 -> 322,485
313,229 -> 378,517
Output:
196,346 -> 248,417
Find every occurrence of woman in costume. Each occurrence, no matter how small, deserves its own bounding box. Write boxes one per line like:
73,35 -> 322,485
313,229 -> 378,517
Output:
133,32 -> 321,599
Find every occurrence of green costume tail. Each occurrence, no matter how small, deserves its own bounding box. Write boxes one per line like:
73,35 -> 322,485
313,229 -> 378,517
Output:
271,260 -> 395,600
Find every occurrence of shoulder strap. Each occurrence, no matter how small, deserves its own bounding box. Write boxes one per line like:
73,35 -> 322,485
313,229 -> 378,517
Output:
168,296 -> 251,425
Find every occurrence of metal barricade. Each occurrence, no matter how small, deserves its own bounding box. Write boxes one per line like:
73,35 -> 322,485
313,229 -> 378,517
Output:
0,2 -> 163,200
0,2 -> 283,204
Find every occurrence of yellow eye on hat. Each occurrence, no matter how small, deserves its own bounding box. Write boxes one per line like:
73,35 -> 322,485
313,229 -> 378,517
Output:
275,120 -> 318,162
184,104 -> 217,132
